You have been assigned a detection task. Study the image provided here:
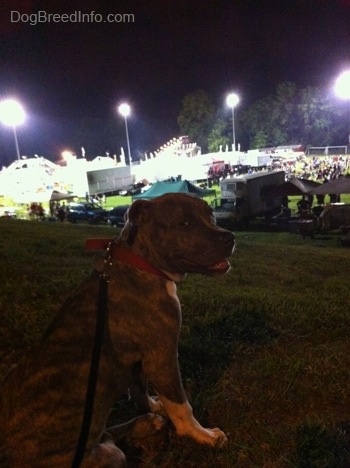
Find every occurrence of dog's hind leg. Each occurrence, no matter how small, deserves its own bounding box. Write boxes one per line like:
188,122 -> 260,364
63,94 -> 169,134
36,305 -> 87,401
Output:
81,439 -> 127,468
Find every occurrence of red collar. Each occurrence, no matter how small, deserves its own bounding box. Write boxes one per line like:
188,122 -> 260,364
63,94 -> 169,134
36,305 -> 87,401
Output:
113,247 -> 170,279
86,238 -> 169,280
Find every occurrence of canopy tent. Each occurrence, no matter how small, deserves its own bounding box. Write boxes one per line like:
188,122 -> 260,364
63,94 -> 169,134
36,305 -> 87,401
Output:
132,180 -> 216,200
310,176 -> 350,195
262,177 -> 321,197
50,191 -> 76,201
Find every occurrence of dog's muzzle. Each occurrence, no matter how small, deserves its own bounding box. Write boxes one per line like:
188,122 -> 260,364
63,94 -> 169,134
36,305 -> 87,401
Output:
220,229 -> 235,251
204,229 -> 235,275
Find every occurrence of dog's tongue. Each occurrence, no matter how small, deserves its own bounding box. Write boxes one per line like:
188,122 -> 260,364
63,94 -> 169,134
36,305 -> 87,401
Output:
208,259 -> 230,271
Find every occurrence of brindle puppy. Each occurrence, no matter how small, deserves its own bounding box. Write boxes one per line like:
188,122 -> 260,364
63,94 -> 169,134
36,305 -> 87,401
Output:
0,193 -> 235,467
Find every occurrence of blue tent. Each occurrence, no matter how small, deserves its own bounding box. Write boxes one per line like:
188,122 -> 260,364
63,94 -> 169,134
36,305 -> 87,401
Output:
132,180 -> 216,200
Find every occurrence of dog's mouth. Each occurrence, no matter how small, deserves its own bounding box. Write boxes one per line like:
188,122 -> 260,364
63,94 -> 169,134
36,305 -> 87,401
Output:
207,258 -> 231,274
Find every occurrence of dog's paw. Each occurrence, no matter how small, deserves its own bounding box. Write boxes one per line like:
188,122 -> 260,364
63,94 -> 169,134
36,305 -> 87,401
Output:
125,414 -> 170,461
185,426 -> 228,448
130,413 -> 168,439
205,427 -> 228,448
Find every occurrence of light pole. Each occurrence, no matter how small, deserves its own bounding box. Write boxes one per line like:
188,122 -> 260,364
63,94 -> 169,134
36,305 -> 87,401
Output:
0,98 -> 25,161
226,93 -> 239,152
118,103 -> 132,164
334,70 -> 350,145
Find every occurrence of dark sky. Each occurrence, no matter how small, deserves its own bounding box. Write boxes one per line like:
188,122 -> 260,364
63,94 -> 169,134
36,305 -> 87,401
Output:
0,0 -> 349,164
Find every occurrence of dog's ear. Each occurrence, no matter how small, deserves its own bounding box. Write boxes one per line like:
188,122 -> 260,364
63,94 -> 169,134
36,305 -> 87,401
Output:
120,199 -> 152,242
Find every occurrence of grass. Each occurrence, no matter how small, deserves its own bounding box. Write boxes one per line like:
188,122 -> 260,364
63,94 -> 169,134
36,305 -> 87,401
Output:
1,218 -> 350,466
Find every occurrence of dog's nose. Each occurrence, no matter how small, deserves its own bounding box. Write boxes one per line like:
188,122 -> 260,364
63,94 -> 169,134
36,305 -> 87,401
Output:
220,230 -> 235,250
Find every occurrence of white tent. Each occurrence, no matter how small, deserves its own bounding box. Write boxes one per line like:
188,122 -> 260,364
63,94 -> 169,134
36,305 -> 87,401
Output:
0,157 -> 63,202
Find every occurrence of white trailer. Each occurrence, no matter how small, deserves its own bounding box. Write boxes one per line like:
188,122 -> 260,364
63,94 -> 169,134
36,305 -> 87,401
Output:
238,151 -> 272,168
86,166 -> 134,195
212,170 -> 285,227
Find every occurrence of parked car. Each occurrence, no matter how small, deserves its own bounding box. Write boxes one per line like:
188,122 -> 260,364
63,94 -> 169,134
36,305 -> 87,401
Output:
118,182 -> 146,196
0,206 -> 17,218
107,205 -> 130,227
66,202 -> 108,224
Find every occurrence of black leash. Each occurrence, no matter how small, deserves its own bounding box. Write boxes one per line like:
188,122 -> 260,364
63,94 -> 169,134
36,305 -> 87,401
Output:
71,242 -> 113,468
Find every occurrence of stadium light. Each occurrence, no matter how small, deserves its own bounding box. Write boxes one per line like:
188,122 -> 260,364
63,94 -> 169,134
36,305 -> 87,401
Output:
334,70 -> 350,144
226,93 -> 239,151
0,98 -> 25,160
118,103 -> 132,164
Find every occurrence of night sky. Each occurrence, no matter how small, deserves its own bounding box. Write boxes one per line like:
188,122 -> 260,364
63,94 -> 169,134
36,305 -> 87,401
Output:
0,0 -> 349,164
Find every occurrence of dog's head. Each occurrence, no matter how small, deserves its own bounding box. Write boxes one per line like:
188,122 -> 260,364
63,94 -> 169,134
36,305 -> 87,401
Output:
120,193 -> 235,278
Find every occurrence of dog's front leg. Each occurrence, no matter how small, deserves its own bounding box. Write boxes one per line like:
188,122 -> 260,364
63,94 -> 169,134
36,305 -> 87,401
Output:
144,354 -> 227,448
158,394 -> 227,448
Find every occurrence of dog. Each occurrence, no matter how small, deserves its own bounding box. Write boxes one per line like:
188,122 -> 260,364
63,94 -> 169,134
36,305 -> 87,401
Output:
0,193 -> 235,467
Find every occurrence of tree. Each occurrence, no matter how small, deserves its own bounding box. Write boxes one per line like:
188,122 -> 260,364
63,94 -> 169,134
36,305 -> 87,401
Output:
297,86 -> 339,146
239,95 -> 285,149
207,118 -> 231,152
239,82 -> 344,149
177,90 -> 215,152
250,129 -> 269,149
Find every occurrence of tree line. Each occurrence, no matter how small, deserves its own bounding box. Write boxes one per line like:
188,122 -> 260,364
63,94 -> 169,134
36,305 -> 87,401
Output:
177,82 -> 349,153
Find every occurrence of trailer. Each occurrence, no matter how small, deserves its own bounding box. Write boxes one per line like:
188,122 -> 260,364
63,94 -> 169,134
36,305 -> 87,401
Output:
212,170 -> 285,227
239,151 -> 272,168
86,166 -> 134,195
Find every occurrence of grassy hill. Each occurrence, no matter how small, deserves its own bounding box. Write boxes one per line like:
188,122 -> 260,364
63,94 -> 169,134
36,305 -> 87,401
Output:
0,218 -> 350,466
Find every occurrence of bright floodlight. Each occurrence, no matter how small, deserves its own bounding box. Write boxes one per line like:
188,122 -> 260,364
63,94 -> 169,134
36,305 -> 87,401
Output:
0,98 -> 25,160
117,102 -> 132,163
0,98 -> 25,127
335,70 -> 350,100
226,93 -> 239,109
226,93 -> 240,151
118,103 -> 131,117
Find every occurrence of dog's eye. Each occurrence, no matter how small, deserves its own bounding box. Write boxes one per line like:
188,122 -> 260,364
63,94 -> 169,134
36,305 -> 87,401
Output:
180,221 -> 190,228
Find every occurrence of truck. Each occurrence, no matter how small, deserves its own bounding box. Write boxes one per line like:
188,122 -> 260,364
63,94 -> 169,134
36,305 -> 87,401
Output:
212,170 -> 285,227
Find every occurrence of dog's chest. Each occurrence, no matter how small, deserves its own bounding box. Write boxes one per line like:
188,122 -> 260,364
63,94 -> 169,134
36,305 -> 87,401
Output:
166,280 -> 180,305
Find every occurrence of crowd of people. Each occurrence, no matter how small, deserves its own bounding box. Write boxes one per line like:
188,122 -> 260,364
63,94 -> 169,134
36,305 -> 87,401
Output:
49,201 -> 68,222
26,193 -> 106,222
207,154 -> 350,188
27,202 -> 46,220
273,154 -> 350,182
27,201 -> 67,222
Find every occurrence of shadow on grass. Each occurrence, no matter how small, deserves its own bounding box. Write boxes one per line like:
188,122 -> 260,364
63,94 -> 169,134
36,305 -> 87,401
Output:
179,302 -> 279,389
